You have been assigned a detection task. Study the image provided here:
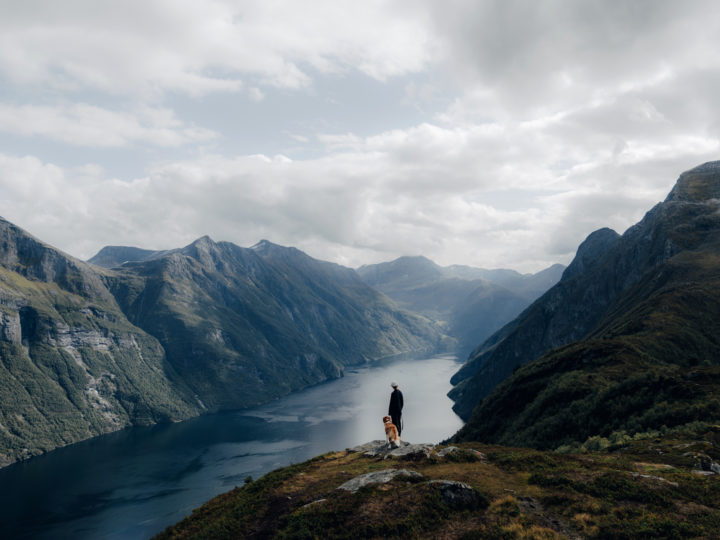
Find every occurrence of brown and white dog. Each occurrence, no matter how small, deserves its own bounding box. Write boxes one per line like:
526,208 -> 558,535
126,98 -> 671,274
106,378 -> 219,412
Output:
382,415 -> 401,448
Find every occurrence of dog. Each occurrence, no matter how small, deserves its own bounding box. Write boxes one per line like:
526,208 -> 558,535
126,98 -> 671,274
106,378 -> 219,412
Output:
383,415 -> 401,448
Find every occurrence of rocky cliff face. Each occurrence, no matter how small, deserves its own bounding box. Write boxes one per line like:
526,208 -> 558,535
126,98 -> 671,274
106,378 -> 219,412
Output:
450,161 -> 720,439
0,218 -> 200,467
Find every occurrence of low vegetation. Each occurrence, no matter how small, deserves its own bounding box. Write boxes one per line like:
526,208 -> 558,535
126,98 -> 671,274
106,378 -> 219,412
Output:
157,425 -> 720,539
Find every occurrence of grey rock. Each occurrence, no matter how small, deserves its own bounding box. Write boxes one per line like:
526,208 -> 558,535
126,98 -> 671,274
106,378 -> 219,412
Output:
352,440 -> 434,459
350,440 -> 393,454
436,446 -> 486,461
337,468 -> 423,493
0,310 -> 21,343
427,480 -> 484,509
301,498 -> 327,509
631,473 -> 679,487
388,444 -> 435,460
695,453 -> 720,474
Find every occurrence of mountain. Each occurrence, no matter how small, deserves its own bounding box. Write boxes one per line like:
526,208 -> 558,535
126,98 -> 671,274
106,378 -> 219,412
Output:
103,238 -> 442,411
451,161 -> 720,448
445,262 -> 567,300
0,217 -> 200,467
0,224 -> 440,467
357,256 -> 563,357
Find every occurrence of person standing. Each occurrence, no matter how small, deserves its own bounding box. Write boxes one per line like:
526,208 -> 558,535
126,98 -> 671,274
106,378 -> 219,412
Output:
388,382 -> 404,436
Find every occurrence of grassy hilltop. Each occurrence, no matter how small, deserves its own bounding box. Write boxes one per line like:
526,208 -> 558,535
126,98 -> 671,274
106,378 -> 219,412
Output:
158,426 -> 720,539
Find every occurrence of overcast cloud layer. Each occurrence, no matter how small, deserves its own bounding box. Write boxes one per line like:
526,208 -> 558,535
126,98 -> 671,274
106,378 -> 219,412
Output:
1,0 -> 719,272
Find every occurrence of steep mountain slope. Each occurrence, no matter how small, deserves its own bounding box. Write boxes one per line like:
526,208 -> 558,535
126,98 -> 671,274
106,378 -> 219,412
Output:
451,161 -> 720,447
102,238 -> 442,411
357,256 -> 563,357
449,228 -> 622,418
0,218 -> 200,467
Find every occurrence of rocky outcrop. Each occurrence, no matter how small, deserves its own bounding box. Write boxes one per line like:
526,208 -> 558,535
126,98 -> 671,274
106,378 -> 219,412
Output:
352,440 -> 436,460
337,468 -> 424,492
427,480 -> 486,510
691,453 -> 720,475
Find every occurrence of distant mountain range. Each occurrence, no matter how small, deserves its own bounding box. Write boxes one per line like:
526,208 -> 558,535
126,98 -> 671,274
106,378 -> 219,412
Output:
357,256 -> 564,357
0,225 -> 440,467
451,161 -> 720,449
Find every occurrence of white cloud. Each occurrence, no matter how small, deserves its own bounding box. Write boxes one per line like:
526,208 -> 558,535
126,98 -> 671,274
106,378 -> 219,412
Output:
0,0 -> 433,97
0,103 -> 216,147
4,103 -> 716,274
1,1 -> 720,273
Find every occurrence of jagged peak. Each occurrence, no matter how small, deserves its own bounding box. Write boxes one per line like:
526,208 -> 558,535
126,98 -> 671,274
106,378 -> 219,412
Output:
189,235 -> 215,247
250,239 -> 278,251
249,239 -> 302,259
666,160 -> 720,203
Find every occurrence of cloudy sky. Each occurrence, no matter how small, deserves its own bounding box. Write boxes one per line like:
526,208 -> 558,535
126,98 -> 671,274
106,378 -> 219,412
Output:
1,0 -> 719,272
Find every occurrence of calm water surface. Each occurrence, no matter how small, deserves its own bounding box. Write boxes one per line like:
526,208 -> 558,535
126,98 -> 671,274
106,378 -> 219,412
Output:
0,353 -> 463,539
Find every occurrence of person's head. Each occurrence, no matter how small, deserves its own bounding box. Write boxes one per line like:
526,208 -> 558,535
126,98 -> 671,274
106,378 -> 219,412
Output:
391,382 -> 398,389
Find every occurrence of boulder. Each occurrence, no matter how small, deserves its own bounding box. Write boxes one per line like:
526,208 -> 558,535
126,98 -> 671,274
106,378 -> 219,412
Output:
337,469 -> 424,493
427,480 -> 486,510
436,446 -> 486,461
351,440 -> 435,459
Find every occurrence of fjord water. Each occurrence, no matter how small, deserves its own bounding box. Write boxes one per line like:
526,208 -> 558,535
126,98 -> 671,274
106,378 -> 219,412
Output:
0,354 -> 463,539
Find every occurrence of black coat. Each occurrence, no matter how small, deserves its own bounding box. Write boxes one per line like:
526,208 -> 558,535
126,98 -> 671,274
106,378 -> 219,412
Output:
389,389 -> 404,417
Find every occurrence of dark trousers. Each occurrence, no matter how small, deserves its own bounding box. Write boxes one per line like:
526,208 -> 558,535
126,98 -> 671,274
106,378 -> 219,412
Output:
391,413 -> 402,435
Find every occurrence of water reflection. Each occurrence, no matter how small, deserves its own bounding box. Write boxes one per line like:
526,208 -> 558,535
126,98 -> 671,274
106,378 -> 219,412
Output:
0,354 -> 463,539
